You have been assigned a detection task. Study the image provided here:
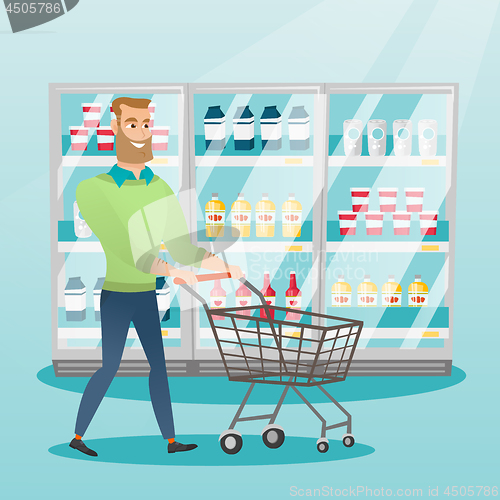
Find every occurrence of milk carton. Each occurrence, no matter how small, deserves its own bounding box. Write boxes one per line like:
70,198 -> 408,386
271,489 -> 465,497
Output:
93,277 -> 105,321
288,106 -> 310,150
65,277 -> 86,321
204,105 -> 226,150
233,106 -> 254,150
260,105 -> 282,150
156,277 -> 171,322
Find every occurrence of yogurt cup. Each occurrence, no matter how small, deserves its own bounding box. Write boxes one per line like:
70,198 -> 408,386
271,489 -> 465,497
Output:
110,104 -> 116,121
392,211 -> 411,235
338,211 -> 358,236
350,188 -> 370,212
378,187 -> 398,212
82,103 -> 102,128
405,188 -> 425,212
148,102 -> 156,128
419,211 -> 438,235
151,126 -> 170,150
96,126 -> 114,151
69,127 -> 89,151
365,211 -> 384,235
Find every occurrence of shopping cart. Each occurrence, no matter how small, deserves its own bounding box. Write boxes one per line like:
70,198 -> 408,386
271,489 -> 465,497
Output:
174,272 -> 364,454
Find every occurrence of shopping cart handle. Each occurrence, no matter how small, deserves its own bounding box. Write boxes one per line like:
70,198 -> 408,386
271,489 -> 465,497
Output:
173,272 -> 231,285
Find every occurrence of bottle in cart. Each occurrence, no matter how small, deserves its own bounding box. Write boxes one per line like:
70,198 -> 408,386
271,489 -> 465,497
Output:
285,271 -> 302,321
381,275 -> 402,307
256,193 -> 275,237
205,193 -> 225,237
282,193 -> 302,238
408,275 -> 428,307
357,275 -> 377,307
235,273 -> 251,318
260,271 -> 276,319
210,279 -> 227,320
231,193 -> 251,238
331,275 -> 351,307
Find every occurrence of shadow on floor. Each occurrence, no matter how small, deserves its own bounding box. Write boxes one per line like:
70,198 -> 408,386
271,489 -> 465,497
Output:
37,365 -> 466,405
49,434 -> 375,466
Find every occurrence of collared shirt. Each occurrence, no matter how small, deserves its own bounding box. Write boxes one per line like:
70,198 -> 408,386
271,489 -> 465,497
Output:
108,164 -> 154,188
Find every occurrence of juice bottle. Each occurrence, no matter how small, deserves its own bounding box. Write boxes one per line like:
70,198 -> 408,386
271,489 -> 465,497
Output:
205,193 -> 225,237
285,271 -> 302,321
357,275 -> 377,307
331,275 -> 351,307
231,193 -> 251,238
256,193 -> 275,237
210,279 -> 226,320
235,273 -> 251,318
408,274 -> 428,307
282,193 -> 302,238
260,271 -> 276,319
382,275 -> 402,307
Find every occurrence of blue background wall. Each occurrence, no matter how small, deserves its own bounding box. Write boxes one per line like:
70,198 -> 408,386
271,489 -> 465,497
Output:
0,1 -> 499,498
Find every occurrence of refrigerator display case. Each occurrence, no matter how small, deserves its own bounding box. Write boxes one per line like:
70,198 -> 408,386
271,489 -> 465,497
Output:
50,83 -> 457,376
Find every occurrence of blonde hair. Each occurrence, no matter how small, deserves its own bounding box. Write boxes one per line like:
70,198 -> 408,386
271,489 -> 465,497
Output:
112,97 -> 151,125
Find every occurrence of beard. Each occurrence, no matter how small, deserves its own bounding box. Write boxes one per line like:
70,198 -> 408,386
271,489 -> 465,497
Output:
116,128 -> 154,164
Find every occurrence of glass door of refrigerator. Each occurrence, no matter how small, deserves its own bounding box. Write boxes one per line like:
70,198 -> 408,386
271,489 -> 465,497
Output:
325,88 -> 451,358
55,85 -> 192,366
189,84 -> 325,361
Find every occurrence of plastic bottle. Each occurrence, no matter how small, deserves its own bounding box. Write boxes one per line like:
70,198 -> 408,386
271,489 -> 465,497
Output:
231,193 -> 251,238
408,275 -> 428,307
357,275 -> 377,307
210,279 -> 227,320
205,193 -> 225,237
285,271 -> 302,321
260,272 -> 276,319
235,273 -> 251,318
381,275 -> 402,307
65,277 -> 86,321
282,193 -> 302,238
256,193 -> 276,237
331,275 -> 351,307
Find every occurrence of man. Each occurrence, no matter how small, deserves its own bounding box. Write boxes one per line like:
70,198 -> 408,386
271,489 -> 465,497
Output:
70,97 -> 243,457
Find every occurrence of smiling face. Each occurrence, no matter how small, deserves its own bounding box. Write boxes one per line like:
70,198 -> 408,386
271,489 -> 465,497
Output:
111,101 -> 154,164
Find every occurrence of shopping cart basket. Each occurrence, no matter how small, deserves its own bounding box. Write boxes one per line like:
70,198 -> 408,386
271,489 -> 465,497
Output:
175,272 -> 364,454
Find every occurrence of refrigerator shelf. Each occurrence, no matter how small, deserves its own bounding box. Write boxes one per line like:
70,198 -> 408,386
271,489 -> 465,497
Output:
195,156 -> 314,168
328,156 -> 446,167
61,156 -> 177,167
58,327 -> 181,339
326,241 -> 449,253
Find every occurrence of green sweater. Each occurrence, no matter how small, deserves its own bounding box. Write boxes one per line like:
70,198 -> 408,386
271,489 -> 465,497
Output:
76,173 -> 206,292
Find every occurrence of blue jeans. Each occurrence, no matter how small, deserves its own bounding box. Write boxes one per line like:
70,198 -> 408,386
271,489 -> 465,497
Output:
75,289 -> 175,439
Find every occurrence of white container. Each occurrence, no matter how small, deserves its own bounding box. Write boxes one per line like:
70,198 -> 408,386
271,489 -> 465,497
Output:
204,105 -> 226,150
96,126 -> 114,151
233,106 -> 254,150
393,119 -> 412,156
343,119 -> 363,156
69,127 -> 89,151
368,119 -> 386,156
260,105 -> 282,150
151,126 -> 170,151
288,106 -> 310,150
73,201 -> 92,239
378,187 -> 398,212
82,103 -> 102,128
65,277 -> 86,321
418,119 -> 438,157
405,187 -> 425,212
93,277 -> 105,321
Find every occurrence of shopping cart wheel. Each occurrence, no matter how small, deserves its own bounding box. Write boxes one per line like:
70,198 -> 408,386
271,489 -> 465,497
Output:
261,425 -> 285,449
342,434 -> 355,448
219,430 -> 243,455
316,438 -> 329,453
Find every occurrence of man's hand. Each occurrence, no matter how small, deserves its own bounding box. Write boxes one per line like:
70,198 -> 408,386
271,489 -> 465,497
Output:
169,267 -> 198,285
227,265 -> 244,280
